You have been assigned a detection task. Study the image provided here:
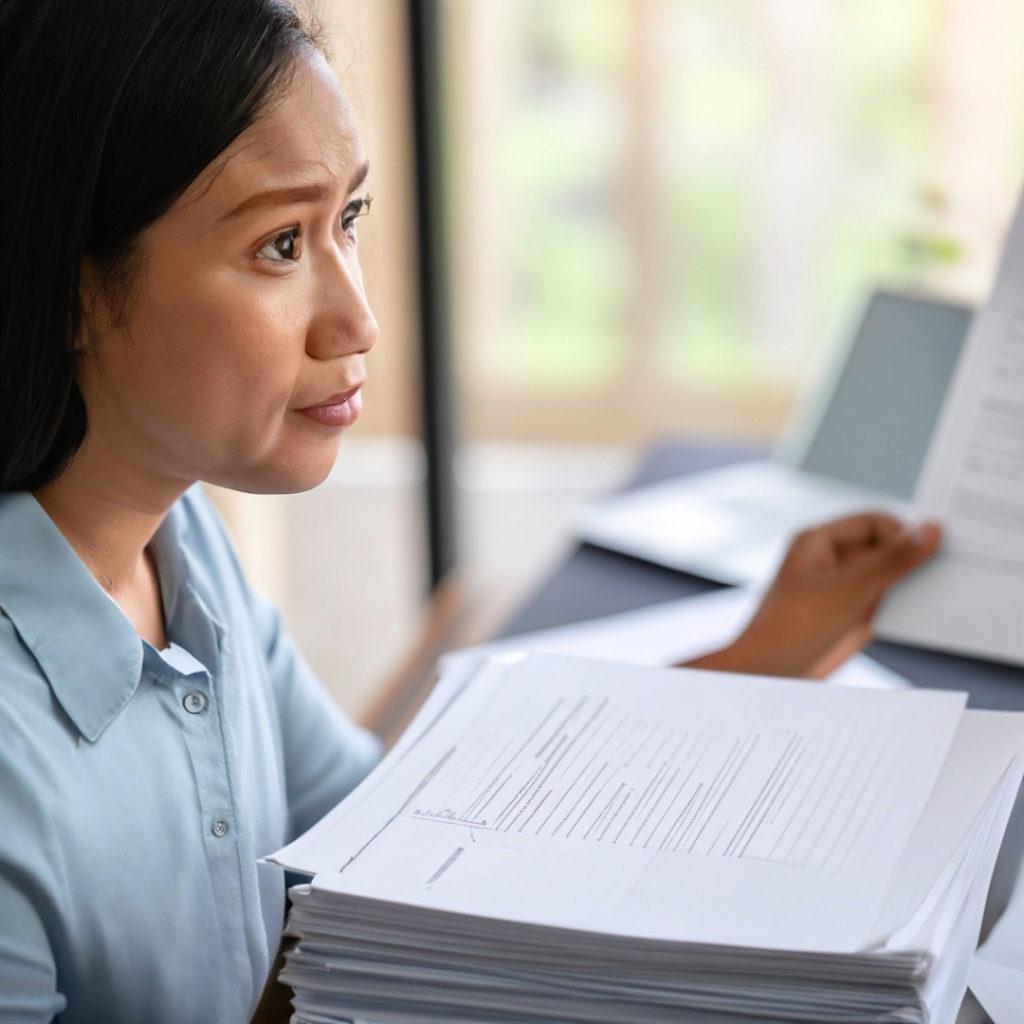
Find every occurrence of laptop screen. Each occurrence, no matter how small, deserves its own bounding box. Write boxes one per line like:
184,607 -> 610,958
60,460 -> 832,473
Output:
798,291 -> 971,499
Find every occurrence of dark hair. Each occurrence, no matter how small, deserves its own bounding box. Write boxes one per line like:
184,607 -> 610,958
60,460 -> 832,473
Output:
0,0 -> 320,492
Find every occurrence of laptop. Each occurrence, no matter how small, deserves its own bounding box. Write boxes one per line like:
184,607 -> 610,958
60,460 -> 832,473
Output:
577,290 -> 973,584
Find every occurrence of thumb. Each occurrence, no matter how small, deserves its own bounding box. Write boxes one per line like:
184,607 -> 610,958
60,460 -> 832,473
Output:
866,520 -> 942,592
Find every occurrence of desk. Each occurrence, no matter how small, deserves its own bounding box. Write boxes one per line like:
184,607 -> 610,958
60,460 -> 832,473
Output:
499,439 -> 1022,1023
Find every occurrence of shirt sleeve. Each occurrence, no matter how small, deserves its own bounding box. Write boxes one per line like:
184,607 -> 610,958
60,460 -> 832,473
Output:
0,870 -> 64,1024
0,646 -> 64,1024
0,737 -> 66,1024
248,588 -> 382,841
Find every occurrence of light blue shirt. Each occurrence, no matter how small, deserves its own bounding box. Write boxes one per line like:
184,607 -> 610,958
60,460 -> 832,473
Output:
0,485 -> 381,1023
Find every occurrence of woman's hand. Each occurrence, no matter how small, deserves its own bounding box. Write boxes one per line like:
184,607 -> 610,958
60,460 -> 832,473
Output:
687,512 -> 942,679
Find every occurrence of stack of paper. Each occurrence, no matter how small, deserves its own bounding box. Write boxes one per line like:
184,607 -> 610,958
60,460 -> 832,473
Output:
267,654 -> 1024,1024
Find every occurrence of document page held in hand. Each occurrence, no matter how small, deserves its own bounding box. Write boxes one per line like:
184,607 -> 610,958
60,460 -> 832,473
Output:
293,654 -> 965,954
878,190 -> 1024,665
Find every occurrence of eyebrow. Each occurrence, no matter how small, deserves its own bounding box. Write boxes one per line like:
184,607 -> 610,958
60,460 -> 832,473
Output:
219,159 -> 370,222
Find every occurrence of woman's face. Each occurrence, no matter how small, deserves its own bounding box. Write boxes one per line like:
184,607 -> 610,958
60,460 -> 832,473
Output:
77,49 -> 378,496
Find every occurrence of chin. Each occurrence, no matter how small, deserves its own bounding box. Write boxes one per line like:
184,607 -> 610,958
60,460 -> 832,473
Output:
218,438 -> 343,495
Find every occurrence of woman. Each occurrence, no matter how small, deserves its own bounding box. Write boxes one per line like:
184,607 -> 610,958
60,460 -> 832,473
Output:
0,1 -> 940,1021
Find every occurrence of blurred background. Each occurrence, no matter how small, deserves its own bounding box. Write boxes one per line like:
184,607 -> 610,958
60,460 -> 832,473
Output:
209,0 -> 1024,723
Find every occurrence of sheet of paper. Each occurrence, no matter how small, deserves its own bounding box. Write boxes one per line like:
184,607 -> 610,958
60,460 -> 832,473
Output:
266,589 -> 907,881
866,713 -> 1024,1022
919,760 -> 1024,1024
878,190 -> 1024,666
870,710 -> 1024,946
459,586 -> 909,690
301,653 -> 966,953
969,865 -> 1024,1024
266,650 -> 484,875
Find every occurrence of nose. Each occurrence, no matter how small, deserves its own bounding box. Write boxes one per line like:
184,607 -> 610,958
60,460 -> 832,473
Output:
306,253 -> 379,362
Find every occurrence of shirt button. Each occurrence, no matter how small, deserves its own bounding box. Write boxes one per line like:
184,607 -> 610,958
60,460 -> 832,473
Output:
182,690 -> 208,715
211,819 -> 230,838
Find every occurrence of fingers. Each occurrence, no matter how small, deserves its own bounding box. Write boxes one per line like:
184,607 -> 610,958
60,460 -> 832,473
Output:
784,512 -> 942,605
784,511 -> 908,573
817,511 -> 905,551
865,520 -> 942,589
758,513 -> 942,680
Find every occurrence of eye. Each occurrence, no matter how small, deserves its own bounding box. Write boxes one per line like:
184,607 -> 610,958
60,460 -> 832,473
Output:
340,195 -> 373,240
256,226 -> 302,263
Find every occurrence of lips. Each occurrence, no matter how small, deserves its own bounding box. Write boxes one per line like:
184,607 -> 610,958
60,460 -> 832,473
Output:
295,383 -> 364,427
297,384 -> 364,411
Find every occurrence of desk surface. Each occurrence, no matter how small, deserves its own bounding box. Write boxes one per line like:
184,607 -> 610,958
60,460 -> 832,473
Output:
499,439 -> 1023,991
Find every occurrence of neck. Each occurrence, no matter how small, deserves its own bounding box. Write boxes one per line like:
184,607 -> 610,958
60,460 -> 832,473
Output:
31,432 -> 189,598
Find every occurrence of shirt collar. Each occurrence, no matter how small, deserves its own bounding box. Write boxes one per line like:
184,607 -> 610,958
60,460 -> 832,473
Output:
0,491 -> 199,742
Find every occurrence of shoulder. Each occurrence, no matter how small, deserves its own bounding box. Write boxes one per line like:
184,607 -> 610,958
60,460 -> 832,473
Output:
0,614 -> 72,886
0,611 -> 75,751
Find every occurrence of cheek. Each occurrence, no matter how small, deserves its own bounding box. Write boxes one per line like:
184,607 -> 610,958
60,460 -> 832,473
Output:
128,270 -> 310,454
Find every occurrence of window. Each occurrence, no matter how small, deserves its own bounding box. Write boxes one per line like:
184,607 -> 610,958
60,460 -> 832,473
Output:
445,0 -> 1024,442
